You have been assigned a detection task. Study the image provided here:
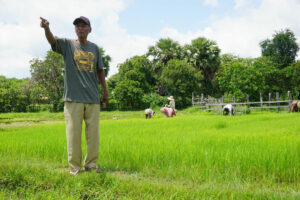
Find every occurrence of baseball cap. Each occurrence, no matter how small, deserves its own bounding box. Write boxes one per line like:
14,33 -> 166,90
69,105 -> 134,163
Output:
73,16 -> 91,27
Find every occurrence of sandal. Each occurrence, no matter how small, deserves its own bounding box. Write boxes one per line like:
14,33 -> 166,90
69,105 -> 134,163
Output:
84,166 -> 101,173
70,169 -> 80,176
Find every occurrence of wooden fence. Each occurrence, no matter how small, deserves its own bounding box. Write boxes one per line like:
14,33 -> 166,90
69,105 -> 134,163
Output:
192,91 -> 297,113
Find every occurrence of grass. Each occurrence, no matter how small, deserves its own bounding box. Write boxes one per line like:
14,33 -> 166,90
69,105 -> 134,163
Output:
0,111 -> 64,124
0,108 -> 299,199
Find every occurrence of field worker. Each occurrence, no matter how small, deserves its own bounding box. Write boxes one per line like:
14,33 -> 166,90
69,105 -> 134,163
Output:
290,101 -> 298,112
223,104 -> 234,116
167,96 -> 175,109
145,108 -> 155,119
40,16 -> 108,176
160,107 -> 177,117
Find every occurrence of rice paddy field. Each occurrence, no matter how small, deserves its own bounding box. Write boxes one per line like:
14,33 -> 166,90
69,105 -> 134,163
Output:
0,108 -> 299,199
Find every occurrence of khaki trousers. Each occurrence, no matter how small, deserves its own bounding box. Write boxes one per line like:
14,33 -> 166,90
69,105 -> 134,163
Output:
64,102 -> 100,171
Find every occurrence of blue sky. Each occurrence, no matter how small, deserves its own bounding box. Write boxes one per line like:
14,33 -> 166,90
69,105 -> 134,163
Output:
0,0 -> 299,78
119,0 -> 222,36
118,0 -> 260,36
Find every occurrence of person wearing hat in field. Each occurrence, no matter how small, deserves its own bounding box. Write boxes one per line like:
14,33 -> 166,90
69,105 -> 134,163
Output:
167,96 -> 175,109
161,96 -> 176,117
40,16 -> 108,176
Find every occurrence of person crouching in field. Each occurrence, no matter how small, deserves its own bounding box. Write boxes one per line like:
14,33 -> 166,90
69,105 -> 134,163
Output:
290,101 -> 299,112
145,108 -> 155,119
40,16 -> 108,176
161,96 -> 177,118
223,104 -> 234,116
160,106 -> 177,117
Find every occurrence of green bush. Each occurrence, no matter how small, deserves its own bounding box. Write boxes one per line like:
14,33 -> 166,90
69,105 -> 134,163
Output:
142,93 -> 167,108
104,99 -> 119,111
40,104 -> 52,111
26,104 -> 41,112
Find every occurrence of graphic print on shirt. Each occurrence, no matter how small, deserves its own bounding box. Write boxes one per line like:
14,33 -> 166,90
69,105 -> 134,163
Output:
73,49 -> 95,72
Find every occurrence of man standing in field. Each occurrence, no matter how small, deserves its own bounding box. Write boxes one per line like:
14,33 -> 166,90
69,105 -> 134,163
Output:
40,16 -> 108,176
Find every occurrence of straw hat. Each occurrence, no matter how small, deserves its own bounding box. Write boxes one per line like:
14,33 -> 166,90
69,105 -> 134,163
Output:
167,96 -> 174,101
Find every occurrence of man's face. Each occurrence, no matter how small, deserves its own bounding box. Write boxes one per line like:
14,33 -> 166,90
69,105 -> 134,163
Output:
75,22 -> 91,39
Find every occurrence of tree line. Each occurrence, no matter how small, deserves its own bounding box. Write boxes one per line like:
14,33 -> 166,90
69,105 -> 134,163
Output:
1,29 -> 299,112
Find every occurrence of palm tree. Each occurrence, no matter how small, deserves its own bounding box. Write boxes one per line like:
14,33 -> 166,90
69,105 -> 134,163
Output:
184,37 -> 221,95
146,38 -> 183,95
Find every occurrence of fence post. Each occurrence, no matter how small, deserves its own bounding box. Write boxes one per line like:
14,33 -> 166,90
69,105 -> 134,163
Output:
192,92 -> 194,106
276,92 -> 280,112
268,93 -> 271,108
201,93 -> 204,111
208,96 -> 211,112
260,93 -> 263,111
288,91 -> 291,112
246,94 -> 250,113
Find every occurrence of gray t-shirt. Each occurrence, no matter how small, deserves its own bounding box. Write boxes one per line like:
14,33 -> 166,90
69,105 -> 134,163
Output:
52,37 -> 104,104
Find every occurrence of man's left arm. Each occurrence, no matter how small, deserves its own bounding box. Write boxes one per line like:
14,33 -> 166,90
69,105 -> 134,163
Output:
97,68 -> 108,108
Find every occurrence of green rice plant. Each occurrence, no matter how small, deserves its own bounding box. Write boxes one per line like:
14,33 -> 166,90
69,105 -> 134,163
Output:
0,111 -> 299,199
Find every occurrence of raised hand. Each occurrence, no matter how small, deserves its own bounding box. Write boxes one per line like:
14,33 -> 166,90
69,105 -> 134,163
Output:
40,17 -> 56,45
40,17 -> 49,29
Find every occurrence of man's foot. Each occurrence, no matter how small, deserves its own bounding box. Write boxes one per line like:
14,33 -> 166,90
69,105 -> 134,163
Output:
84,166 -> 101,173
70,169 -> 80,176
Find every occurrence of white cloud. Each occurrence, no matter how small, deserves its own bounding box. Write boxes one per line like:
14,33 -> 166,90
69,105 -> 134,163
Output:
160,0 -> 300,58
0,0 -> 154,78
203,0 -> 219,7
0,21 -> 44,78
94,33 -> 155,76
160,26 -> 214,46
233,0 -> 248,9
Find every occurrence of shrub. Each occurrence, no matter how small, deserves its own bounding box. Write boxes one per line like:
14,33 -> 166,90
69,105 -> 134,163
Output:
142,93 -> 168,108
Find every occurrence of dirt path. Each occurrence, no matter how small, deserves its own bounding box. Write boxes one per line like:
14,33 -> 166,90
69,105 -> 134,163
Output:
0,120 -> 64,129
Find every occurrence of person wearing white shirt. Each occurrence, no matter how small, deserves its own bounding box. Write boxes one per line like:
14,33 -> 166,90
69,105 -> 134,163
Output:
167,96 -> 175,109
223,104 -> 234,116
145,108 -> 155,119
